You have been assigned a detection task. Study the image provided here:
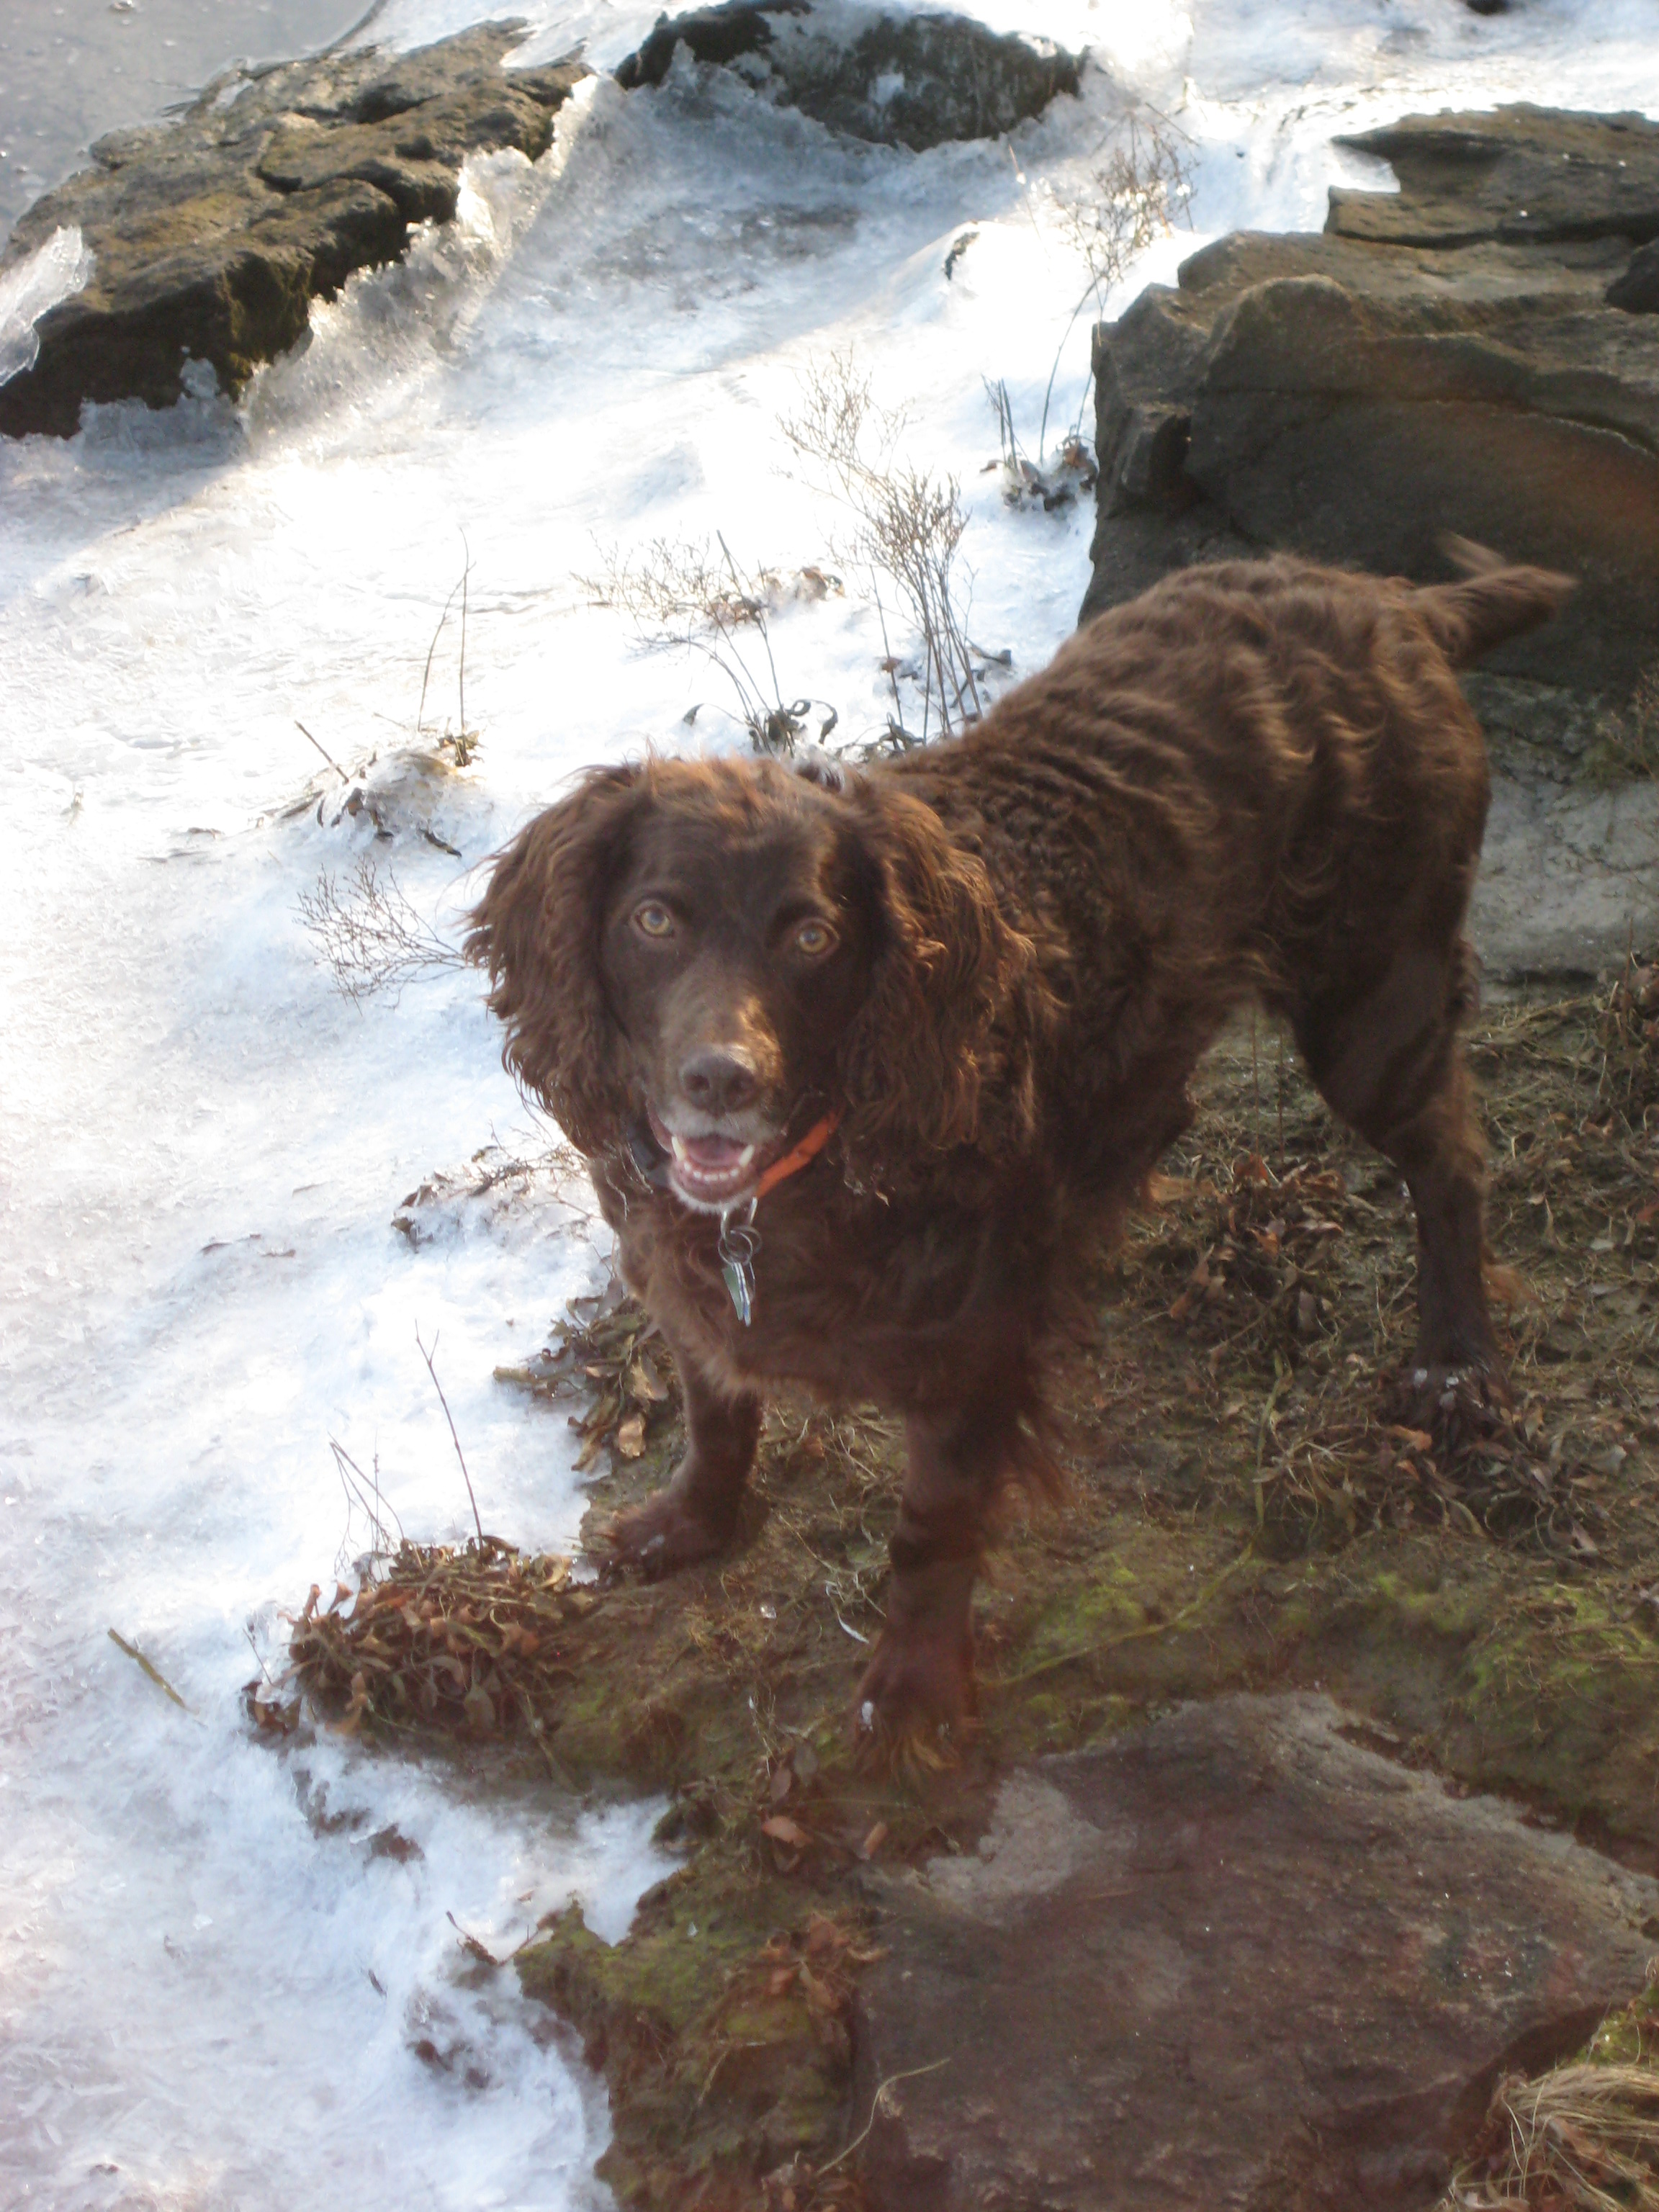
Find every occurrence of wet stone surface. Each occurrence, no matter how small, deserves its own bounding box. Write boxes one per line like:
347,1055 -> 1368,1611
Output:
853,1694 -> 1659,2212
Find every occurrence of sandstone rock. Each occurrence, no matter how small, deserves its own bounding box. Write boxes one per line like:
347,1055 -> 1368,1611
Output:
1327,104 -> 1659,249
1084,107 -> 1659,974
0,23 -> 585,438
615,2 -> 1079,152
853,1694 -> 1659,2211
1087,196 -> 1659,698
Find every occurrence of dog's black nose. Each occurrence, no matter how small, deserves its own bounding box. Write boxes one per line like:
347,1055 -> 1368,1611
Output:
679,1048 -> 760,1117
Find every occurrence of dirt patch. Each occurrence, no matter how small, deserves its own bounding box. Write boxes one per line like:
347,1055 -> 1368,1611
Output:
283,967 -> 1659,2207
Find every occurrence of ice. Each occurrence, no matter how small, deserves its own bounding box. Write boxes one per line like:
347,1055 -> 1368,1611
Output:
0,227 -> 94,387
2,0 -> 1654,2204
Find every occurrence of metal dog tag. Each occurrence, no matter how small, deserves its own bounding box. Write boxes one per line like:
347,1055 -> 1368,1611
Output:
717,1201 -> 760,1326
721,1255 -> 754,1325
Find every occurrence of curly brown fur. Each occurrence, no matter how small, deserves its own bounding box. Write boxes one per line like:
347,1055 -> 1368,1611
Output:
467,547 -> 1573,1740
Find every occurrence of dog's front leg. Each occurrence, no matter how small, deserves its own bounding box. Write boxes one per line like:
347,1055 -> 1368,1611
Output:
601,1351 -> 760,1577
856,1401 -> 1010,1740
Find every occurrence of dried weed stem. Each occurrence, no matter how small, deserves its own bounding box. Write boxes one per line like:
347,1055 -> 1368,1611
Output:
297,856 -> 463,1006
782,351 -> 980,743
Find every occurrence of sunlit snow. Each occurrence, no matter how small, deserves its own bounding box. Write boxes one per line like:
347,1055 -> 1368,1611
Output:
2,0 -> 1656,2204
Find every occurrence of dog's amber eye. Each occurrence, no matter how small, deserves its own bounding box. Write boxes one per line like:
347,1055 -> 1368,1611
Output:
793,920 -> 836,957
634,902 -> 675,940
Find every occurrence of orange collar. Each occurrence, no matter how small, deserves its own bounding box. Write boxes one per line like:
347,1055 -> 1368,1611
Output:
753,1110 -> 841,1201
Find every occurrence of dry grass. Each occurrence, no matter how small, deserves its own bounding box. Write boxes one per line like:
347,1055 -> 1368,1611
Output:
1051,111 -> 1193,307
1025,108 -> 1194,462
984,374 -> 1098,513
781,353 -> 982,745
1086,970 -> 1659,1558
577,534 -> 840,754
1444,1986 -> 1659,2209
1582,665 -> 1659,788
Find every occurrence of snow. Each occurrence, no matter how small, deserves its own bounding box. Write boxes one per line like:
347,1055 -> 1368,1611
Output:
2,1 -> 1656,2204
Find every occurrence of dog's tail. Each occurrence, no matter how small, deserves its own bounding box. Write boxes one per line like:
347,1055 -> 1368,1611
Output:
1413,536 -> 1576,669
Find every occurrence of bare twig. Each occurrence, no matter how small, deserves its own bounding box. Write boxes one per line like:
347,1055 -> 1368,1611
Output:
816,2057 -> 950,2175
331,1437 -> 405,1564
782,353 -> 981,740
458,529 -> 471,748
1033,109 -> 1193,461
415,575 -> 464,741
107,1629 -> 193,1713
296,720 -> 350,785
446,1909 -> 501,1967
297,857 -> 463,1007
416,1326 -> 485,1545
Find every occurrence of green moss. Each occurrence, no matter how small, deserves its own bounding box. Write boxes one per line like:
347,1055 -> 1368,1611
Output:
518,1861 -> 858,2208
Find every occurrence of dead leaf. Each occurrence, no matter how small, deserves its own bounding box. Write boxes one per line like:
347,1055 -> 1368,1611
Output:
616,1413 -> 645,1459
1388,1425 -> 1435,1454
1144,1172 -> 1193,1205
799,1964 -> 839,2014
627,1359 -> 667,1403
856,1822 -> 888,1861
761,1815 -> 811,1849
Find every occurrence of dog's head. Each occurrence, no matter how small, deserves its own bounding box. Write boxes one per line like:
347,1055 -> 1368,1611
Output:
467,754 -> 1042,1207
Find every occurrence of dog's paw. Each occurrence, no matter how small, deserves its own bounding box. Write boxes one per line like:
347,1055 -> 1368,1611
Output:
597,1485 -> 732,1580
1382,1359 -> 1511,1457
852,1625 -> 976,1765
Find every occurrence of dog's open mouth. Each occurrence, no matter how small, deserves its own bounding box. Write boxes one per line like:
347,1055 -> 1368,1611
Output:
645,1105 -> 786,1210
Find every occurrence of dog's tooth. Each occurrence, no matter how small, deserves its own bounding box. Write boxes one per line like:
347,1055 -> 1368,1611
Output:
736,1146 -> 755,1168
671,1134 -> 689,1163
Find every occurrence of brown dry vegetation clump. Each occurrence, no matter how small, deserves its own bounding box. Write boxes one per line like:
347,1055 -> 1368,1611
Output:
277,963 -> 1659,2210
1442,1983 -> 1659,2211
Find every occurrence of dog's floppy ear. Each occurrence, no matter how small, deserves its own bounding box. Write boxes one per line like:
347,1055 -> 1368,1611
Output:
465,765 -> 643,1156
836,781 -> 1044,1179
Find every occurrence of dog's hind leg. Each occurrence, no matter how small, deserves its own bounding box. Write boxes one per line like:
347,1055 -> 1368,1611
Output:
1291,935 -> 1502,1392
600,1353 -> 761,1576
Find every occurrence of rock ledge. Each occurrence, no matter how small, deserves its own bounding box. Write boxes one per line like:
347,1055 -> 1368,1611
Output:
0,21 -> 585,438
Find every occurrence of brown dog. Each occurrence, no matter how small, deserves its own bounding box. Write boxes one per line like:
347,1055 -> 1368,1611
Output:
468,549 -> 1571,1738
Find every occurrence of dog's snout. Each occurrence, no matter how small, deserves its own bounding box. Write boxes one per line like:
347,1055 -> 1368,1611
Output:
678,1048 -> 761,1118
